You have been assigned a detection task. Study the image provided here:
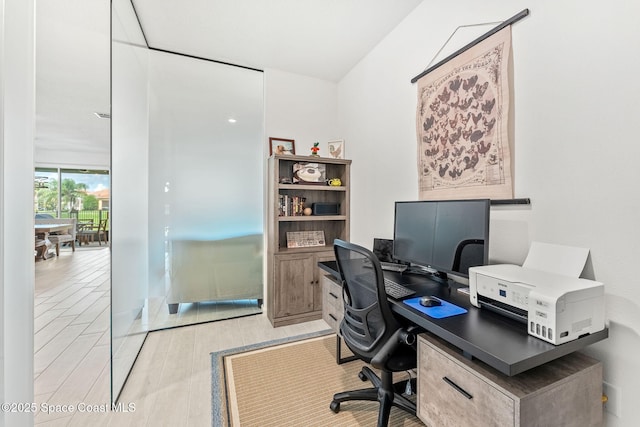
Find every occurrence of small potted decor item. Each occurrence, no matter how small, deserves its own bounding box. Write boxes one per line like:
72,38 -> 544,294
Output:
310,142 -> 320,157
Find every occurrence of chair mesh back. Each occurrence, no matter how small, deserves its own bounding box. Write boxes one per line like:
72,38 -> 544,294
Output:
452,239 -> 485,275
335,242 -> 392,359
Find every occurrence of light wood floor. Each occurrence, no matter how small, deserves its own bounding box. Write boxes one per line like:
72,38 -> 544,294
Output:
34,246 -> 328,426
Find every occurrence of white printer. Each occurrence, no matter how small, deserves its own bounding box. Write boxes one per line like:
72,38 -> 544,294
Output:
468,263 -> 605,345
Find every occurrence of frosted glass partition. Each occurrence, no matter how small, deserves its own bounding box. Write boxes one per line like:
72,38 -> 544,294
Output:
111,0 -> 263,403
111,0 -> 149,403
148,51 -> 264,317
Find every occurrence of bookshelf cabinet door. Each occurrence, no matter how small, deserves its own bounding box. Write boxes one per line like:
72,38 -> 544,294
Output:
273,254 -> 315,318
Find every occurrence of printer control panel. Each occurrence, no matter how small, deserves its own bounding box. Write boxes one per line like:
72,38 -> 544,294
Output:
475,274 -> 529,311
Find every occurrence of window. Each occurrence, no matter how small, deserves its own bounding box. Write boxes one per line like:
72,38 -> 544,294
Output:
34,168 -> 110,224
34,168 -> 60,217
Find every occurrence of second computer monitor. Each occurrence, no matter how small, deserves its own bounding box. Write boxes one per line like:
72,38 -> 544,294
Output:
372,238 -> 394,263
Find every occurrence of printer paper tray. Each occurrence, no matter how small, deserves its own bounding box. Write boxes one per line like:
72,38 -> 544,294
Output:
478,295 -> 528,324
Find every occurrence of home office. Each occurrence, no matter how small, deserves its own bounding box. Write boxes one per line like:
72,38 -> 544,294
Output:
3,0 -> 640,426
318,197 -> 607,426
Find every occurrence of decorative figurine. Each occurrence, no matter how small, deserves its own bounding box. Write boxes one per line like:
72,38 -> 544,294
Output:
310,142 -> 320,157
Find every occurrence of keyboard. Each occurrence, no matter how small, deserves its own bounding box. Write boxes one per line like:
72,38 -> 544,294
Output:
380,262 -> 407,273
384,278 -> 416,299
362,259 -> 407,272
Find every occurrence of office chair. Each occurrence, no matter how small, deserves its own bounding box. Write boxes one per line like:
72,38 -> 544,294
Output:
330,239 -> 418,427
452,238 -> 485,274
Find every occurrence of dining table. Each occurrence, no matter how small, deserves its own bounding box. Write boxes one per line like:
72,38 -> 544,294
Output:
34,223 -> 72,259
34,223 -> 72,237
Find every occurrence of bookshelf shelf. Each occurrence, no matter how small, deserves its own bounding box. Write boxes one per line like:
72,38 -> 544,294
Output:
278,215 -> 347,222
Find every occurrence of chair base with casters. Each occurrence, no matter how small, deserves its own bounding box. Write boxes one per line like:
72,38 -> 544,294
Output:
330,365 -> 417,426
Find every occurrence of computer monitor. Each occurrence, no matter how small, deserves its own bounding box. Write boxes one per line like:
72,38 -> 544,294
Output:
392,199 -> 490,283
372,238 -> 394,263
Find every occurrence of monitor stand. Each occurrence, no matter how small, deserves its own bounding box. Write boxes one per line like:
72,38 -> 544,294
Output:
404,265 -> 449,285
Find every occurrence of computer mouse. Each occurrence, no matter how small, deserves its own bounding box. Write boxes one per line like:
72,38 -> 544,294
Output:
419,296 -> 442,307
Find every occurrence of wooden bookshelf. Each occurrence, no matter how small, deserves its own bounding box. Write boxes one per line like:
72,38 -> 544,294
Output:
266,154 -> 351,327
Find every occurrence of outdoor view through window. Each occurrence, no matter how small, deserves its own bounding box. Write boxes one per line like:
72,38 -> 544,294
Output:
34,168 -> 110,227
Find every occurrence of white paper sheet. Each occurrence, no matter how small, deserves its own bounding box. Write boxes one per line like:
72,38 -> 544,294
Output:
522,241 -> 590,278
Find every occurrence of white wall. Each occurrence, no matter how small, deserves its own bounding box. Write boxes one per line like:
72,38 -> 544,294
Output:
34,148 -> 109,170
339,1 -> 640,425
265,69 -> 340,156
1,1 -> 35,426
263,69 -> 340,305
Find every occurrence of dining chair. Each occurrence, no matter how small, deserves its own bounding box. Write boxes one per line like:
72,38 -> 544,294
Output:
47,218 -> 77,256
77,218 -> 108,245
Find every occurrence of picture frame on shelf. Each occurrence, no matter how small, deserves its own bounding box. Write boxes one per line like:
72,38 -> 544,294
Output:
269,137 -> 296,156
292,162 -> 326,185
327,139 -> 344,159
286,230 -> 326,248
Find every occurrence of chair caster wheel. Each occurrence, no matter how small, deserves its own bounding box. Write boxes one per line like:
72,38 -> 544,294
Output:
358,371 -> 367,381
330,401 -> 340,413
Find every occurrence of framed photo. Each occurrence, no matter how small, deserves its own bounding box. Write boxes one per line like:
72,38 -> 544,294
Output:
286,230 -> 326,248
292,162 -> 326,184
269,137 -> 295,156
327,139 -> 344,159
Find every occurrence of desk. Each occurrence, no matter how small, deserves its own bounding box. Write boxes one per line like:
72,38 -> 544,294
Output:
318,261 -> 608,376
320,260 -> 605,426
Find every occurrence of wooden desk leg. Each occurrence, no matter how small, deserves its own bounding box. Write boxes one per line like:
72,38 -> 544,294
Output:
336,335 -> 358,365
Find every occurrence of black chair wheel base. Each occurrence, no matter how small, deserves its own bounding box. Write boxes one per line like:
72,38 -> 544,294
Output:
358,371 -> 367,381
330,401 -> 340,413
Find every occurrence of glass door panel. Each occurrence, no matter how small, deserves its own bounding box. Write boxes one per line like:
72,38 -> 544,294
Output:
147,50 -> 264,329
111,0 -> 149,403
110,0 -> 264,403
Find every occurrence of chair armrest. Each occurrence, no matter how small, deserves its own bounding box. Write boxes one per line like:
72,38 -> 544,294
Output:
370,327 -> 417,370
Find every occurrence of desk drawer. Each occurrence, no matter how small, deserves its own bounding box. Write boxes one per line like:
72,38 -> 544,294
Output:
418,335 -> 514,427
321,275 -> 343,333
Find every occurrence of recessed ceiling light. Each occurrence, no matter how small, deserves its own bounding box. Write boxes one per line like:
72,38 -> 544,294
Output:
228,118 -> 237,123
94,112 -> 111,119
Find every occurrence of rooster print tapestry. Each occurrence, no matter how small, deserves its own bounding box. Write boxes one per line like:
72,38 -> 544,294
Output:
416,26 -> 513,200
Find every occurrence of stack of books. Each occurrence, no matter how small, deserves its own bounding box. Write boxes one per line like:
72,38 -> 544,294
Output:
278,195 -> 306,216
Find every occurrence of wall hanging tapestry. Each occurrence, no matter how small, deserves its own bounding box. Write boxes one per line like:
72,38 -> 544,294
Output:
414,25 -> 514,200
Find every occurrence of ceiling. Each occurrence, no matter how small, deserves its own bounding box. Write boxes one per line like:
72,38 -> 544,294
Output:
35,0 -> 111,158
35,0 -> 423,159
133,0 -> 423,82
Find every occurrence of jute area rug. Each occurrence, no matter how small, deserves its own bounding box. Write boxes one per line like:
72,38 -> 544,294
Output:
211,332 -> 423,426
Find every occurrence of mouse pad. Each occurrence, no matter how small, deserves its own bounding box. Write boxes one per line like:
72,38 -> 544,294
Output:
403,297 -> 468,319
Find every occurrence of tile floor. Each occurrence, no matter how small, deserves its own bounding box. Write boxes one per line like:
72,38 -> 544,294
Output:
34,246 -> 327,426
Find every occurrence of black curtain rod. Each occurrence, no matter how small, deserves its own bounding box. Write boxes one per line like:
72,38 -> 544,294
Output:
411,8 -> 530,84
490,198 -> 531,206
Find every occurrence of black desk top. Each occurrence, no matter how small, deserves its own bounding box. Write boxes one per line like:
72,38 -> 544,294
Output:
319,261 -> 608,376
